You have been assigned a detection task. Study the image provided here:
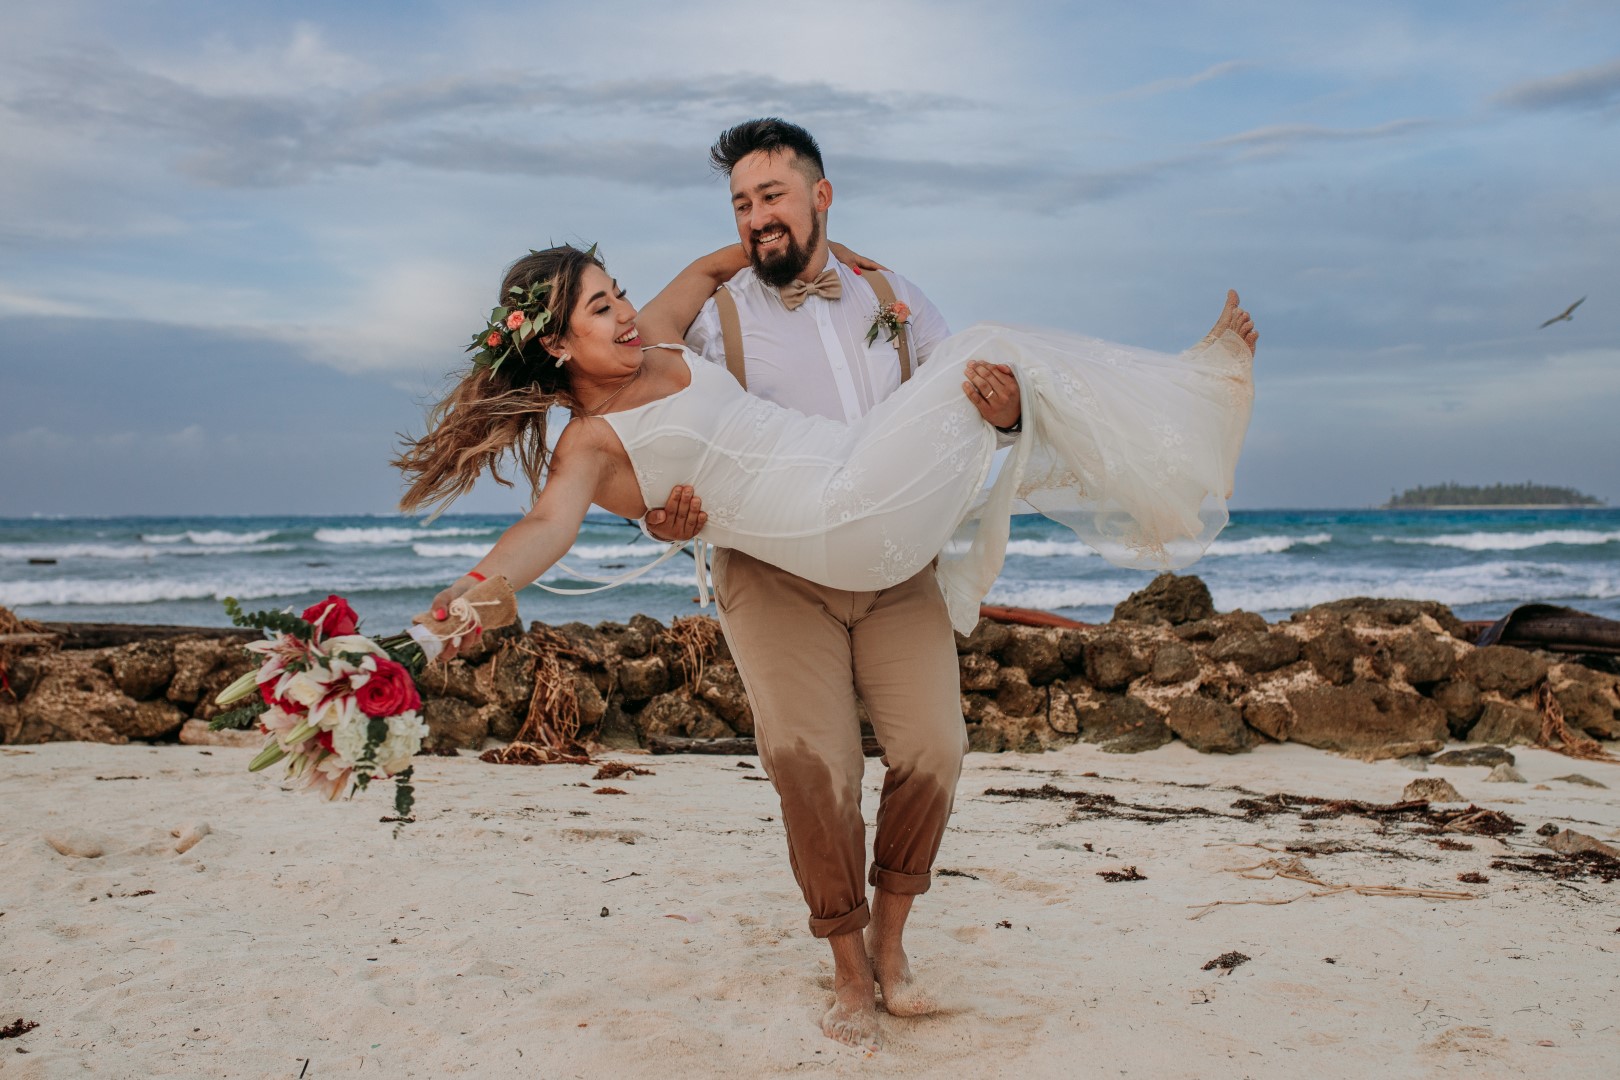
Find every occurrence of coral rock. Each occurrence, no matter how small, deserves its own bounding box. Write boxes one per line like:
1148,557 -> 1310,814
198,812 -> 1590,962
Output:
108,641 -> 176,700
1074,693 -> 1172,753
1403,777 -> 1463,802
1112,573 -> 1215,626
1165,695 -> 1255,754
1271,680 -> 1448,755
1467,701 -> 1542,746
1458,646 -> 1549,697
1149,642 -> 1200,685
1083,631 -> 1152,690
1208,630 -> 1300,675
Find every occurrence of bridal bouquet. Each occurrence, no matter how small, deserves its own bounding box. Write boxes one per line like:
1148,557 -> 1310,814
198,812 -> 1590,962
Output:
211,594 -> 428,821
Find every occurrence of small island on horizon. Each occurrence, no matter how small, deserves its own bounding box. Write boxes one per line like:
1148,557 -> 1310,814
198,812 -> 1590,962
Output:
1383,481 -> 1604,509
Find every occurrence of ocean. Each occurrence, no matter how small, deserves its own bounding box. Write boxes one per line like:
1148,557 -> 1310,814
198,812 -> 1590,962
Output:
2,508 -> 1617,634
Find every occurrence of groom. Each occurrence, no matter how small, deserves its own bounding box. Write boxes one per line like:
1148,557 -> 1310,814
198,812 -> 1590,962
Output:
646,118 -> 1022,1049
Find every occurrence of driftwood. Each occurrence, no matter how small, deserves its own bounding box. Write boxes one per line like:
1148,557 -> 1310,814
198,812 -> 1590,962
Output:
648,734 -> 885,757
39,622 -> 259,650
0,632 -> 61,647
1474,604 -> 1620,656
979,605 -> 1093,630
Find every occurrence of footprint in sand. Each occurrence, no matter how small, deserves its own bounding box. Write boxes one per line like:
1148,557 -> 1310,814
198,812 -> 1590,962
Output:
969,867 -> 1066,901
560,827 -> 646,844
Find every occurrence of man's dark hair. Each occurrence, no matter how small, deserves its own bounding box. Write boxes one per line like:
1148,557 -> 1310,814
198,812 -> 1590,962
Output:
709,118 -> 825,181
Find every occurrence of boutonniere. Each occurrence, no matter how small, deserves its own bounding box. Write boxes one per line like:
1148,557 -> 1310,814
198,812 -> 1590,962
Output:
864,300 -> 911,348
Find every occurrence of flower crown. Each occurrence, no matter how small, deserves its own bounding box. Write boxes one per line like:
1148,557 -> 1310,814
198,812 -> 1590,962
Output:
464,244 -> 598,374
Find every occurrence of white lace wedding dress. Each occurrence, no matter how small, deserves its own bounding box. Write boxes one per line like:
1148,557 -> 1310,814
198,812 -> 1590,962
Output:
598,323 -> 1254,634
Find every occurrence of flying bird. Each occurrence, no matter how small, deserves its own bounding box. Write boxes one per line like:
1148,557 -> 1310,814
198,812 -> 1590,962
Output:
1538,296 -> 1585,329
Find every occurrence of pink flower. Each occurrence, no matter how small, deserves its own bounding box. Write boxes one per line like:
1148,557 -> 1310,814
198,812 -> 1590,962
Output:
890,302 -> 911,322
486,330 -> 504,348
505,311 -> 525,331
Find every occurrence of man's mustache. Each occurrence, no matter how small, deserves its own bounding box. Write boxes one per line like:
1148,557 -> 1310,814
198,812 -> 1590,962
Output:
750,225 -> 792,247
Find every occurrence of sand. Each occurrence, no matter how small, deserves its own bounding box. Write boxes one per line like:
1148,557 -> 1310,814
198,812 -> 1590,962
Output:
2,740 -> 1617,1078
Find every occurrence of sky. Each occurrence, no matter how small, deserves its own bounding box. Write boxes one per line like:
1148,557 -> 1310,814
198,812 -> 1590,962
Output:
1,0 -> 1616,516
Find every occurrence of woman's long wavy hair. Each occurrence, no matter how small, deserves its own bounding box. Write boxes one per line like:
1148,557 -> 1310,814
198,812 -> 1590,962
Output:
395,244 -> 604,517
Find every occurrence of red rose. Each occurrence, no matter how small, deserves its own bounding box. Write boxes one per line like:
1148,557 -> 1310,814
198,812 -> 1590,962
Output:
486,330 -> 504,348
301,595 -> 359,638
355,658 -> 421,718
259,680 -> 305,715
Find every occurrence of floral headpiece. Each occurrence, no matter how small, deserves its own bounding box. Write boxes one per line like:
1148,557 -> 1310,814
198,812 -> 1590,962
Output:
464,245 -> 598,374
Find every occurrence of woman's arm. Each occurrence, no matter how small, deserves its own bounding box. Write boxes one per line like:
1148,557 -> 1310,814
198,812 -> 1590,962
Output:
425,423 -> 608,635
635,242 -> 891,349
635,244 -> 749,348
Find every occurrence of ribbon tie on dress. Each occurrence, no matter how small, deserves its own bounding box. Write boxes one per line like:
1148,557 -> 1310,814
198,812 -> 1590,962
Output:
778,269 -> 842,311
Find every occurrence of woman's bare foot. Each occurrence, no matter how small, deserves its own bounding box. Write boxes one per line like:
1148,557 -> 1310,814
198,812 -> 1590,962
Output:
824,930 -> 882,1050
868,889 -> 938,1016
1199,289 -> 1258,355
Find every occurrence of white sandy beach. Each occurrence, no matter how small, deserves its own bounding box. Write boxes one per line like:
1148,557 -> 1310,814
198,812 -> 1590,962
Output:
2,740 -> 1617,1079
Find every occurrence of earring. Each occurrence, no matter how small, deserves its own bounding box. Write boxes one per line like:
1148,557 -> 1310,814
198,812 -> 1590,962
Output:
555,353 -> 570,367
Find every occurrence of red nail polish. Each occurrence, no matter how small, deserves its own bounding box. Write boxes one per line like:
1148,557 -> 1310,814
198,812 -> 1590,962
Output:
434,608 -> 447,620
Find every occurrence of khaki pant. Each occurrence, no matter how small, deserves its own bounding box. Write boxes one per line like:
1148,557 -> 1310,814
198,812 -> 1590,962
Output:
712,548 -> 969,938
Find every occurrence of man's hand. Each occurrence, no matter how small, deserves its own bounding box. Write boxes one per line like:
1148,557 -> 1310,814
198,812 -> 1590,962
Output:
645,484 -> 707,542
963,360 -> 1021,430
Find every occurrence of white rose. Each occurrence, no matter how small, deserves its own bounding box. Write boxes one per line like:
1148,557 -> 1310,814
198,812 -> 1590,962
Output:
280,669 -> 330,708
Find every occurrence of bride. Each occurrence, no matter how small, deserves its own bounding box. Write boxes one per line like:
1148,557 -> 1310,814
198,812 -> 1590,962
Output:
397,243 -> 1256,636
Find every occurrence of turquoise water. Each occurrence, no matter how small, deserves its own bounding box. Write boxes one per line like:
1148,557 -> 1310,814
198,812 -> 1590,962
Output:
2,508 -> 1616,633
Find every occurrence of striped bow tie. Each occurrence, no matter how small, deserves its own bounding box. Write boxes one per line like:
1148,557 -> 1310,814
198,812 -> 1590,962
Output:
779,269 -> 842,311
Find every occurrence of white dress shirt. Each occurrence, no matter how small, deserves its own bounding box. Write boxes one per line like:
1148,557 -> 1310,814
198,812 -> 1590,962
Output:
685,252 -> 951,421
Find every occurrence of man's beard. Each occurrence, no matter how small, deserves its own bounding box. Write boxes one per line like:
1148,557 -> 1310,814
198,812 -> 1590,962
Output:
751,214 -> 822,289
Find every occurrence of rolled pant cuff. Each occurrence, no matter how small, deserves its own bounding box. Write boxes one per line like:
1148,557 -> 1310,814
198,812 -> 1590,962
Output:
869,864 -> 933,896
808,899 -> 870,939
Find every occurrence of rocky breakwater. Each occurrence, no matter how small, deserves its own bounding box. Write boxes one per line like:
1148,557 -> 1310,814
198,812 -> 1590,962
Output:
2,576 -> 1617,760
952,575 -> 1618,759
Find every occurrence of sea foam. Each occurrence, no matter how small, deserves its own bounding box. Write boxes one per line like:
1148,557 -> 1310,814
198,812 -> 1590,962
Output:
1387,529 -> 1620,552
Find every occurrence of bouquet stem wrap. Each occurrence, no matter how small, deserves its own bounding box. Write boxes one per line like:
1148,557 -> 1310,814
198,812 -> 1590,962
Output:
407,575 -> 520,660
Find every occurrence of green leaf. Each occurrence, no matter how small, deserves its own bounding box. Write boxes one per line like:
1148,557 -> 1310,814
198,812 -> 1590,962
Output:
209,698 -> 269,731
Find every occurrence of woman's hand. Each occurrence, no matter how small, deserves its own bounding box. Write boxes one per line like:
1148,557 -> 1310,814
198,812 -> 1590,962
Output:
830,242 -> 888,274
421,579 -> 477,663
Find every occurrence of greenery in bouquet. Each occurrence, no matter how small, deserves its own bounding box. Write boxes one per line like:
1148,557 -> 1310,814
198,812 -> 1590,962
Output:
212,594 -> 430,826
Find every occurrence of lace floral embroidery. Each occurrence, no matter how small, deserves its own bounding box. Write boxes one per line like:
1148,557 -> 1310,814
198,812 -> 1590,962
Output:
1143,421 -> 1188,483
822,465 -> 876,524
868,527 -> 924,585
705,500 -> 740,529
931,405 -> 975,475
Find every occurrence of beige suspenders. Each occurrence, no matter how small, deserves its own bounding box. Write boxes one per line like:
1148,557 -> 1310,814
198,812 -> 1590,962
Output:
712,270 -> 913,390
861,270 -> 913,384
712,284 -> 749,389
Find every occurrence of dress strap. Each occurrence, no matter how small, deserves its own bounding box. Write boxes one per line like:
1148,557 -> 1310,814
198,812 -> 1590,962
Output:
532,542 -> 686,595
532,539 -> 715,609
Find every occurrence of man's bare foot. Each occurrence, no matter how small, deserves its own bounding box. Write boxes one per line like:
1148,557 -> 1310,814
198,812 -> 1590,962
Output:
868,889 -> 938,1016
1200,288 -> 1258,355
824,929 -> 882,1049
